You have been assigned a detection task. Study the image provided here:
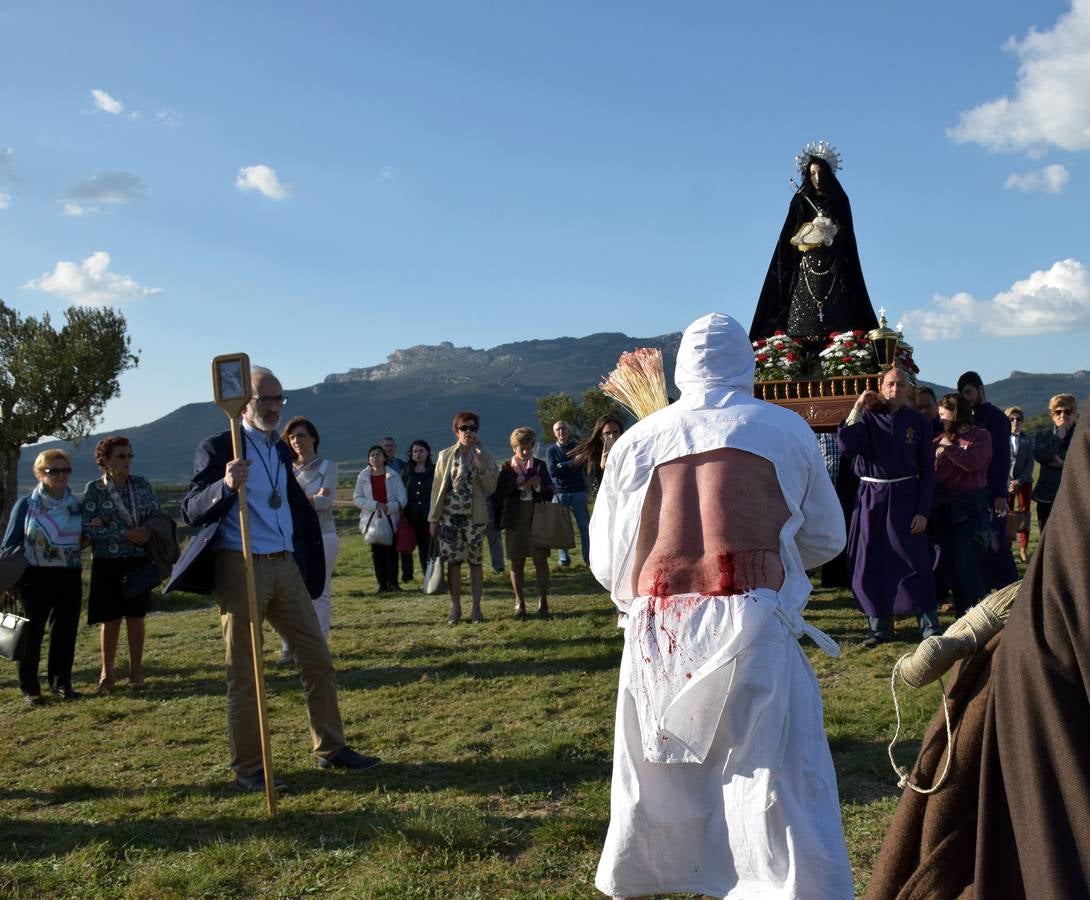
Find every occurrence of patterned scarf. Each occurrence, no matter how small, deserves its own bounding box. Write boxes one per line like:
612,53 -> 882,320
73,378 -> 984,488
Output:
25,485 -> 83,568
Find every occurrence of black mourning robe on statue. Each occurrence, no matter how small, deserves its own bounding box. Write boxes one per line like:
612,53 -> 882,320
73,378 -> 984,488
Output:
749,163 -> 877,342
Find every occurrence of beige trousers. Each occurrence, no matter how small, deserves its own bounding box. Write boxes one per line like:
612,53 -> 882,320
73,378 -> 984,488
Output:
214,550 -> 346,777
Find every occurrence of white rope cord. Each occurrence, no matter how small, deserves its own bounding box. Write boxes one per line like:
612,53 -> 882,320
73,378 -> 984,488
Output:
888,653 -> 954,794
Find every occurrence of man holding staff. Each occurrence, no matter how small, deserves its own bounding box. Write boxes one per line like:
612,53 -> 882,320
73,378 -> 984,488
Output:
166,365 -> 379,792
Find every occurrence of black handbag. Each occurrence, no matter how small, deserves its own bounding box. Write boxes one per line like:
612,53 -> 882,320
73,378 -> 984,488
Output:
0,544 -> 28,594
0,611 -> 30,661
120,561 -> 162,600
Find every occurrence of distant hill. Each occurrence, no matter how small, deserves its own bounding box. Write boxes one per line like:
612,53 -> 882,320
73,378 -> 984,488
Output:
18,334 -> 1090,490
17,332 -> 682,488
920,371 -> 1090,416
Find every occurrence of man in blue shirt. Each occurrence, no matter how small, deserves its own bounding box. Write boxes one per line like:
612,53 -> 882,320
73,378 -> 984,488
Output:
166,366 -> 379,792
381,437 -> 404,475
546,420 -> 590,566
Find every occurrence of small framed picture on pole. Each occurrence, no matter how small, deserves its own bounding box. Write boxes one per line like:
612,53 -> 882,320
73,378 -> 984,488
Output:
212,354 -> 252,418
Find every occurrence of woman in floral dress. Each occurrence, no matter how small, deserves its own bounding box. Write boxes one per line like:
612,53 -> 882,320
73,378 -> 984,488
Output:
428,411 -> 498,624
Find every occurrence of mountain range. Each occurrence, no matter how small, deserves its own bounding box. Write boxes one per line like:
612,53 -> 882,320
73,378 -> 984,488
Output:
18,332 -> 1090,488
17,331 -> 683,487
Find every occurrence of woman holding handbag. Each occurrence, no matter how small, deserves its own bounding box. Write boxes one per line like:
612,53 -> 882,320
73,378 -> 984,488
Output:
495,427 -> 555,618
82,436 -> 161,692
3,449 -> 85,704
278,417 -> 339,663
354,445 -> 407,594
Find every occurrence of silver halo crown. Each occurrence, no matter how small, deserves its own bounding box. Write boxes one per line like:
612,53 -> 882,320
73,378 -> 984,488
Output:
796,140 -> 842,175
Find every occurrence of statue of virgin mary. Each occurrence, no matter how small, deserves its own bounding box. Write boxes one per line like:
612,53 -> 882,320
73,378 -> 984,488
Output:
749,141 -> 878,344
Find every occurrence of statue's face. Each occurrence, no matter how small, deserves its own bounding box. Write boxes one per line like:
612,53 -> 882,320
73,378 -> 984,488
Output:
808,162 -> 822,191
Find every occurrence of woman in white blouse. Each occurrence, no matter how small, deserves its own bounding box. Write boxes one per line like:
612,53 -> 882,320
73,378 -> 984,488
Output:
279,417 -> 339,662
353,445 -> 408,595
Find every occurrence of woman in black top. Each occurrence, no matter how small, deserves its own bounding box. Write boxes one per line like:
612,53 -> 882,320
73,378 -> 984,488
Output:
402,439 -> 436,576
495,427 -> 555,618
1033,394 -> 1078,533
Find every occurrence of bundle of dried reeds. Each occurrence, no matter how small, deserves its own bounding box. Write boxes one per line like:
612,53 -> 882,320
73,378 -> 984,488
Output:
600,347 -> 669,420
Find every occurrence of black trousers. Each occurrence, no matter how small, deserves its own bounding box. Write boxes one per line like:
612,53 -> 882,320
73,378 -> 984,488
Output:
1038,500 -> 1053,534
404,511 -> 432,578
370,544 -> 399,591
18,565 -> 82,695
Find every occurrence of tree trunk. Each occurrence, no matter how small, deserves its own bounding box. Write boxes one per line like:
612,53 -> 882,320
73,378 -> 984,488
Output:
0,444 -> 21,533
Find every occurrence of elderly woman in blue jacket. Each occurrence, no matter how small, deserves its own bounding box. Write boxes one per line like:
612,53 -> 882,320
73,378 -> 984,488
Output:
2,449 -> 85,705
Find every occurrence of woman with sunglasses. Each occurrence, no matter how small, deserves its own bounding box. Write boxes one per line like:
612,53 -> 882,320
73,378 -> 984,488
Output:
82,436 -> 162,691
2,449 -> 85,705
1005,406 -> 1034,562
1033,394 -> 1078,533
428,411 -> 498,624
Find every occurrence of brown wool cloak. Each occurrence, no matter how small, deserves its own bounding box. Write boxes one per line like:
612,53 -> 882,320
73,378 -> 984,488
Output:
867,407 -> 1090,899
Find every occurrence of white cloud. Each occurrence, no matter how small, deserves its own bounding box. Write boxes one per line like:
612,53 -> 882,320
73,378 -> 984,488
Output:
156,107 -> 182,128
91,89 -> 124,115
0,147 -> 14,181
378,166 -> 394,182
64,171 -> 144,206
0,192 -> 10,210
62,202 -> 94,217
23,251 -> 161,306
904,259 -> 1090,340
949,1 -> 1090,152
1005,163 -> 1071,193
235,164 -> 289,199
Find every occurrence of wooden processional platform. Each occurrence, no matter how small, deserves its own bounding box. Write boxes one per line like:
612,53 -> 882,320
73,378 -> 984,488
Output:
753,373 -> 880,433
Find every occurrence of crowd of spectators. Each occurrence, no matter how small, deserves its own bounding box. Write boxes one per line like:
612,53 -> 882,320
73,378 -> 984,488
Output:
829,368 -> 1078,645
3,377 -> 1076,702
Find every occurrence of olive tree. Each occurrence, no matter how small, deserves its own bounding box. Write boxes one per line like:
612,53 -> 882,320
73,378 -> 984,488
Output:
535,387 -> 627,439
0,300 -> 139,525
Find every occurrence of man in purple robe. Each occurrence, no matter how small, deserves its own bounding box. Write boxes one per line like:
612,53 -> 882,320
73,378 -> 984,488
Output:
958,371 -> 1018,590
839,366 -> 938,647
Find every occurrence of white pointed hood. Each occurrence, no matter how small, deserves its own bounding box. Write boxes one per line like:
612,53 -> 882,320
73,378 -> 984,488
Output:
673,312 -> 755,408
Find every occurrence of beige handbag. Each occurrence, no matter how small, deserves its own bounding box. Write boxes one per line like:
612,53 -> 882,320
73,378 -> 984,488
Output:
531,501 -> 575,550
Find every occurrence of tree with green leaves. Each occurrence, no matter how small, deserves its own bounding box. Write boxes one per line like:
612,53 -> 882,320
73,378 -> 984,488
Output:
0,299 -> 140,525
535,387 -> 626,438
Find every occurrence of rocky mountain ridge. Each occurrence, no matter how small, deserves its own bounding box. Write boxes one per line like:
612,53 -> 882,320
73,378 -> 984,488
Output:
15,331 -> 1089,488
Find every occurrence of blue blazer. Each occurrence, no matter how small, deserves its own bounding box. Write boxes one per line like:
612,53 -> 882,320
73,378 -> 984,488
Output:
163,429 -> 325,598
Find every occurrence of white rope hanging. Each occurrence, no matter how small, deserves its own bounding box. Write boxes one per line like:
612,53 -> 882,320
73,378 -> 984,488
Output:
888,653 -> 954,795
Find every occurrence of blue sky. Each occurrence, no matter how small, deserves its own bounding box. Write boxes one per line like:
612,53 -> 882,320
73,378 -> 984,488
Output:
2,0 -> 1088,434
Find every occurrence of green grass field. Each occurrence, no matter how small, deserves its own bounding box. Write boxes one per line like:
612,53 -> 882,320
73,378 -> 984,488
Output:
1,522 -> 1034,899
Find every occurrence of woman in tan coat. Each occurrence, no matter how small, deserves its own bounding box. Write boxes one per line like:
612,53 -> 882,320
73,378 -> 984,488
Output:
429,411 -> 498,624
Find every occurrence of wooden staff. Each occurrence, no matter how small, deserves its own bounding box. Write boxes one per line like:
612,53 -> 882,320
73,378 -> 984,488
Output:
212,354 -> 277,816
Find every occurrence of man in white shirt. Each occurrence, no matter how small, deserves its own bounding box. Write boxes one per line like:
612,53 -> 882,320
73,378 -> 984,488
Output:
168,367 -> 380,792
590,313 -> 852,899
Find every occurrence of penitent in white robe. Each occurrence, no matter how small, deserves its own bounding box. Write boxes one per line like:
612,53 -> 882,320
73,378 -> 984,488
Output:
590,313 -> 853,899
